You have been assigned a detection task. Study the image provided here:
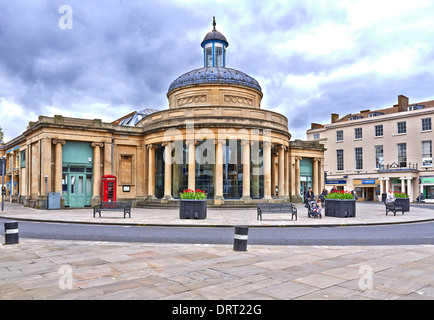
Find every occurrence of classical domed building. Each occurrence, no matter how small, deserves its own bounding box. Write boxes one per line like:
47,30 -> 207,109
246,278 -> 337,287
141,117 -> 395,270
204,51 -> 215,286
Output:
1,18 -> 324,208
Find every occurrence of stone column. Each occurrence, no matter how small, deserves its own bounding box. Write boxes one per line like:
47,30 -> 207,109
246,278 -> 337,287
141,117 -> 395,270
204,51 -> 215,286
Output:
40,138 -> 52,196
271,151 -> 276,197
278,145 -> 285,199
91,142 -> 104,206
52,139 -> 66,205
187,140 -> 196,191
400,177 -> 406,194
385,178 -> 391,192
295,157 -> 301,197
319,158 -> 324,194
284,149 -> 289,197
163,142 -> 173,200
251,141 -> 260,199
263,142 -> 272,200
312,158 -> 319,196
379,178 -> 384,196
147,144 -> 156,200
214,140 -> 224,205
241,139 -> 251,201
290,157 -> 296,197
407,177 -> 413,202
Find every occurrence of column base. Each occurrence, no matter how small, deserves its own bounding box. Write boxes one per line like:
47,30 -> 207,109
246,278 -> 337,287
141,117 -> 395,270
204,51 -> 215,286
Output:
214,196 -> 224,206
240,195 -> 252,202
147,195 -> 157,201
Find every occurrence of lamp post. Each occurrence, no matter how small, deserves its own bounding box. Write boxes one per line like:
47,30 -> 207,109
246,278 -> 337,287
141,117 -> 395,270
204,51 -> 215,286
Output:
1,157 -> 5,211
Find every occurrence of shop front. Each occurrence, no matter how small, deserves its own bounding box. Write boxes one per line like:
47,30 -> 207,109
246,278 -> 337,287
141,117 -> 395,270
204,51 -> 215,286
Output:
353,179 -> 380,201
420,177 -> 434,203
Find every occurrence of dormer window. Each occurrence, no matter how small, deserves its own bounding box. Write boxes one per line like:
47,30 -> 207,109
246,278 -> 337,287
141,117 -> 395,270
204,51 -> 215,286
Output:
368,112 -> 384,117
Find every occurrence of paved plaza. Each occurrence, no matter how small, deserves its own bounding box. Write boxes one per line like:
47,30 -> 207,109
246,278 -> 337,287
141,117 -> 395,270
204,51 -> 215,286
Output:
1,202 -> 434,300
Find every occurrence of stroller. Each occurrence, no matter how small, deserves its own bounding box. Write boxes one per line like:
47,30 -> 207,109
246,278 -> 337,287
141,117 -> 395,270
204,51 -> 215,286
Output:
307,201 -> 322,219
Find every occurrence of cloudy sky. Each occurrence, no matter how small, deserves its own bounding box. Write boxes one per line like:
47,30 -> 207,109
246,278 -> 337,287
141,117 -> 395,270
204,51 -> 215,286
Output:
1,0 -> 434,142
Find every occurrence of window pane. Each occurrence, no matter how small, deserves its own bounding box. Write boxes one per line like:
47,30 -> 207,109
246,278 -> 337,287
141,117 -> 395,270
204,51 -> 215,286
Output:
375,146 -> 383,169
337,150 -> 344,171
71,176 -> 76,194
78,177 -> 83,194
422,118 -> 432,131
355,148 -> 363,170
215,47 -> 223,67
375,125 -> 383,137
422,141 -> 433,166
397,121 -> 406,134
206,48 -> 213,67
397,143 -> 407,167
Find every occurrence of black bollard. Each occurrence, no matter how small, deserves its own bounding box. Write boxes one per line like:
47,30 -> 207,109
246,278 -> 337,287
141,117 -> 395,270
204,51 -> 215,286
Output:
4,222 -> 19,245
233,226 -> 248,251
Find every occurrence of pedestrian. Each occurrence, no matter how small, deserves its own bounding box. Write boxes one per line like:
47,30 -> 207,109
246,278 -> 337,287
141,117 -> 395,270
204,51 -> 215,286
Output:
316,199 -> 322,215
386,189 -> 395,203
305,187 -> 315,207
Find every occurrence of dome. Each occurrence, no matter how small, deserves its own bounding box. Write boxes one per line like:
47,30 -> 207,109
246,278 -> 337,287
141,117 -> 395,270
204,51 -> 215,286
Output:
201,30 -> 229,47
167,67 -> 262,94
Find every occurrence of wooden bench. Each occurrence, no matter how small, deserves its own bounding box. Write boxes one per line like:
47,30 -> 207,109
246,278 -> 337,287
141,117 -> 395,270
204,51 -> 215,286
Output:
385,201 -> 404,216
93,201 -> 132,218
257,203 -> 297,221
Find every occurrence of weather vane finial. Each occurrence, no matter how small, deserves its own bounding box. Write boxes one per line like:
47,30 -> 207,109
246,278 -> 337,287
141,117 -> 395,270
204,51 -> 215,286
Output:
213,16 -> 216,31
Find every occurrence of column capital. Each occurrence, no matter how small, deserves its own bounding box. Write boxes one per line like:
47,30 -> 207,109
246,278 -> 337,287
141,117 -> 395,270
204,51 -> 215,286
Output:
146,144 -> 156,150
52,139 -> 66,146
91,142 -> 104,148
241,139 -> 251,146
277,144 -> 287,151
186,140 -> 199,146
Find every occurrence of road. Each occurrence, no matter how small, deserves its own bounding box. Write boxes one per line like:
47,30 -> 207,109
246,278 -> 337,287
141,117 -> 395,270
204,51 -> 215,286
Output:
2,218 -> 434,246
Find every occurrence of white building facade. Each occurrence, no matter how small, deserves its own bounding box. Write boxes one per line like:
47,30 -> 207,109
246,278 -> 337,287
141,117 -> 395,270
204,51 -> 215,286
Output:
307,95 -> 434,203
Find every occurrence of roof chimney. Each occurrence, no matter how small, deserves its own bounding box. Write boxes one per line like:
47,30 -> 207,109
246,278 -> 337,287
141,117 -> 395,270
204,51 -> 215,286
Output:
331,113 -> 339,123
398,95 -> 409,112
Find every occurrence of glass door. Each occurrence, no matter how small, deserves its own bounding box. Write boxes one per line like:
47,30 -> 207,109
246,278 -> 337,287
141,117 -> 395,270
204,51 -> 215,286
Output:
69,174 -> 86,207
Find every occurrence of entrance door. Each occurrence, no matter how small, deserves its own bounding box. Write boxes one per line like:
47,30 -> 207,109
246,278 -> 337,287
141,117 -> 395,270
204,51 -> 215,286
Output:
69,174 -> 86,208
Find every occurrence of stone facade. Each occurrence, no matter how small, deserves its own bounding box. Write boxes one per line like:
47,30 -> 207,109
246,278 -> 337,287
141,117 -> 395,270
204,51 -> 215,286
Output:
0,20 -> 325,208
307,95 -> 434,203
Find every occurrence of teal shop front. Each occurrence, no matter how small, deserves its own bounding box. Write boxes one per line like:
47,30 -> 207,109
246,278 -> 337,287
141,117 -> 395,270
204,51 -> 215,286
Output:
299,157 -> 312,201
62,141 -> 93,207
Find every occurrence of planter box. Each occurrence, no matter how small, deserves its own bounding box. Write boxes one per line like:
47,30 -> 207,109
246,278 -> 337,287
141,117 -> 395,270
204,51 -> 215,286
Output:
324,199 -> 356,218
395,198 -> 410,212
179,199 -> 207,219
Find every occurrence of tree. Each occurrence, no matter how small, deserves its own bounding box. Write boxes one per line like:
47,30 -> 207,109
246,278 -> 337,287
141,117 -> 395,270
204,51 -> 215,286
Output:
0,126 -> 3,143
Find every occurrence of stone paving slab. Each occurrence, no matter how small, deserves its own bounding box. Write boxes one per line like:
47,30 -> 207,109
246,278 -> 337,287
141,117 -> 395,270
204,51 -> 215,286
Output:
1,237 -> 434,300
1,202 -> 433,227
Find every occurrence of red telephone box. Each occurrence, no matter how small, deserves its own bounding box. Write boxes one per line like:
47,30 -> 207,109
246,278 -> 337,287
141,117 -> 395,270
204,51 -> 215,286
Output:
101,175 -> 117,202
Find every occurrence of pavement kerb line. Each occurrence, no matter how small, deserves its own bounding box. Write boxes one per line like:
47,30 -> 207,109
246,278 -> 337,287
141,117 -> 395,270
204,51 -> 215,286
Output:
1,214 -> 434,228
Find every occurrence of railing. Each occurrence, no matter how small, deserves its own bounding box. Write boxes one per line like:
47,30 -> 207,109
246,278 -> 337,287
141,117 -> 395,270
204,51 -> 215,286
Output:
378,162 -> 419,171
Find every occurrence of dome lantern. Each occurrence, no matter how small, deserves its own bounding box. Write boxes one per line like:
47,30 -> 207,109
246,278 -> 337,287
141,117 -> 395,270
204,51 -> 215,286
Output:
201,17 -> 228,68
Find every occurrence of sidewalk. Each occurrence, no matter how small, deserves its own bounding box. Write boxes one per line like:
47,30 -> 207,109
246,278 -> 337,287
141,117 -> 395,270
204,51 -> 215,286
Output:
0,202 -> 433,227
1,238 -> 434,300
1,202 -> 434,300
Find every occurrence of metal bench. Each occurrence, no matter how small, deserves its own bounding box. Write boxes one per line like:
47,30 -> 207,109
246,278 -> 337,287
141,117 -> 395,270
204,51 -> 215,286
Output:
385,201 -> 404,216
93,201 -> 132,218
257,203 -> 297,221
